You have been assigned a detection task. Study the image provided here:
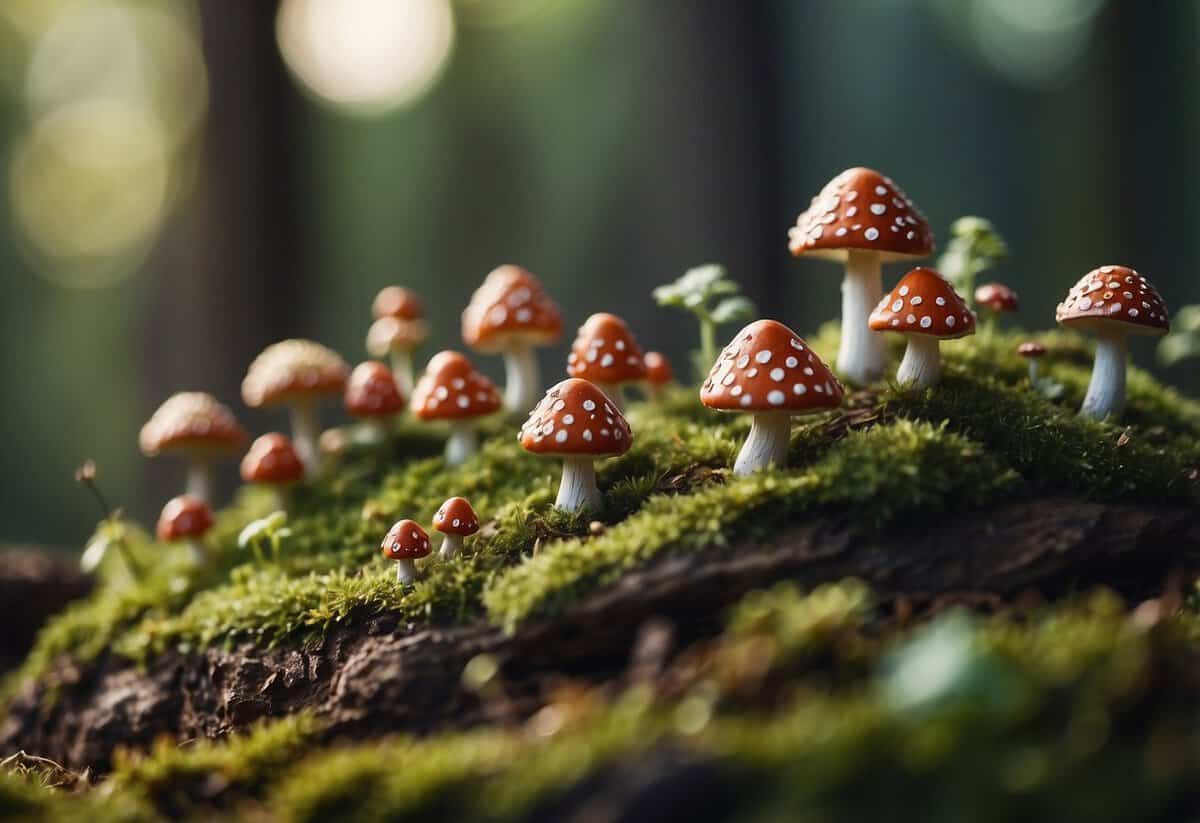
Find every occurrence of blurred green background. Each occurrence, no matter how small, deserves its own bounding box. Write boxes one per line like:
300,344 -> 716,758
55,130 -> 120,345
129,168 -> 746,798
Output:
0,0 -> 1196,549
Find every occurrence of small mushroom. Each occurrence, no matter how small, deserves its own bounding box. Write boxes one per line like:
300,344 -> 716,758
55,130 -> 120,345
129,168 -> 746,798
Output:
367,287 -> 429,396
462,265 -> 564,414
519,378 -> 632,513
242,340 -> 349,474
381,518 -> 431,584
240,433 -> 305,512
139,392 -> 247,504
868,268 -> 976,390
974,282 -> 1019,337
789,168 -> 933,385
700,319 -> 843,476
566,313 -> 647,410
344,361 -> 406,441
1017,341 -> 1047,385
156,495 -> 213,564
643,351 -> 674,401
433,496 -> 479,560
411,351 -> 502,465
1056,265 -> 1170,420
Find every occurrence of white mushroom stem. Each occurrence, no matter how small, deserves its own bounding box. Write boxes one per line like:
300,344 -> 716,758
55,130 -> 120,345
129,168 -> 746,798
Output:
502,343 -> 541,414
838,249 -> 888,384
439,533 -> 464,560
289,399 -> 321,474
896,334 -> 942,390
389,349 -> 415,397
1080,331 -> 1128,420
185,459 -> 213,503
395,559 -> 417,584
185,540 -> 207,564
445,422 -> 478,466
733,412 -> 793,476
1027,360 -> 1040,385
593,382 -> 625,412
556,456 -> 602,513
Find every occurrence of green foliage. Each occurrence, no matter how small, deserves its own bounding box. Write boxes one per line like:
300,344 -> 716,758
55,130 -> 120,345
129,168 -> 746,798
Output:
1158,304 -> 1200,367
936,216 -> 1009,306
653,263 -> 756,380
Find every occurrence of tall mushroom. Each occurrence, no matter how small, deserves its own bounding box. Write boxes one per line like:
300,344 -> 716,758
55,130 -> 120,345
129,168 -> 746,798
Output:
240,433 -> 305,512
868,268 -> 975,390
566,312 -> 647,411
344,361 -> 406,441
462,265 -> 564,414
242,340 -> 349,474
519,378 -> 632,513
368,286 -> 429,396
156,495 -> 213,564
139,392 -> 247,503
643,351 -> 674,401
1056,265 -> 1170,420
381,518 -> 430,584
411,351 -> 502,465
700,320 -> 843,476
433,496 -> 479,560
789,168 -> 933,385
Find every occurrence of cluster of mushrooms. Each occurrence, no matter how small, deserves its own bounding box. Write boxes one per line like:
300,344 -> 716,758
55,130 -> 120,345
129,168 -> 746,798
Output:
135,167 -> 1171,582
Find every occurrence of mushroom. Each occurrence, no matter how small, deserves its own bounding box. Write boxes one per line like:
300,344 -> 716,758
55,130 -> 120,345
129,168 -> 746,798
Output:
519,378 -> 632,513
367,286 -> 429,396
411,351 -> 502,465
974,282 -> 1019,337
462,265 -> 564,414
139,392 -> 247,504
344,361 -> 406,441
643,351 -> 674,401
789,168 -> 933,385
240,433 -> 305,512
242,340 -> 349,474
1017,341 -> 1047,385
700,319 -> 843,476
156,494 -> 213,564
1055,265 -> 1170,420
868,267 -> 976,390
433,496 -> 479,560
381,518 -> 431,584
566,312 -> 647,411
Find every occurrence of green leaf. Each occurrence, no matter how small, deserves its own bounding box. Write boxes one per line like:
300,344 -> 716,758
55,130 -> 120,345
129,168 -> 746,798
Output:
710,296 -> 756,324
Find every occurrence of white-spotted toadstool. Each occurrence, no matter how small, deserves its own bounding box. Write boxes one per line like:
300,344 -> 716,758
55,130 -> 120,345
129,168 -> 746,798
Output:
1055,265 -> 1170,420
701,319 -> 843,476
566,312 -> 647,411
411,351 -> 502,465
242,340 -> 348,474
1017,341 -> 1047,385
975,282 -> 1019,337
643,351 -> 674,400
240,433 -> 305,511
381,518 -> 430,584
345,361 -> 405,441
462,265 -> 564,414
789,168 -> 933,385
433,496 -> 479,560
156,495 -> 213,564
868,268 -> 975,390
367,287 -> 429,396
519,378 -> 632,513
139,392 -> 247,504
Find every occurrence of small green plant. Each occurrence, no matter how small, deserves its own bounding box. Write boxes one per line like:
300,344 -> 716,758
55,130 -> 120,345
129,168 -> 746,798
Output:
1158,305 -> 1200,368
75,460 -> 142,580
653,263 -> 755,380
238,510 -> 293,564
937,217 -> 1009,307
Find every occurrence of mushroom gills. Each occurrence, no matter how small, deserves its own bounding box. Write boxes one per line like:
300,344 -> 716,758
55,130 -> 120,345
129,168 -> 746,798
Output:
440,533 -> 464,560
1080,332 -> 1128,420
556,456 -> 603,513
733,412 -> 793,476
838,249 -> 888,384
502,343 -> 541,414
896,333 -> 942,390
445,422 -> 479,466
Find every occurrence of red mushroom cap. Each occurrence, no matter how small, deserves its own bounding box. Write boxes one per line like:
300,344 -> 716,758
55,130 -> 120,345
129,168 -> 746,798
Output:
520,378 -> 632,457
242,340 -> 349,408
1017,341 -> 1047,359
868,268 -> 976,339
345,361 -> 405,418
644,351 -> 673,386
788,168 -> 933,262
381,519 -> 431,560
701,320 -> 843,413
139,392 -> 247,457
434,497 -> 479,536
566,313 -> 647,385
410,351 -> 502,421
461,265 -> 564,353
156,495 -> 213,542
1055,266 -> 1170,337
975,282 -> 1019,313
240,433 -> 305,485
366,315 -> 429,356
372,286 -> 424,321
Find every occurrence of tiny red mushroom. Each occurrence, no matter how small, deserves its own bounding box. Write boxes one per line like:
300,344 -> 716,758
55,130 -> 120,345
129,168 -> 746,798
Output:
566,312 -> 647,410
643,351 -> 674,400
139,392 -> 247,504
701,320 -> 843,476
1017,341 -> 1047,385
368,287 -> 429,396
240,433 -> 305,511
520,378 -> 632,513
868,268 -> 976,390
156,494 -> 213,564
975,282 -> 1019,337
1056,265 -> 1170,420
462,265 -> 564,414
411,351 -> 502,465
433,496 -> 479,560
381,518 -> 431,584
344,361 -> 406,441
789,167 -> 933,385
